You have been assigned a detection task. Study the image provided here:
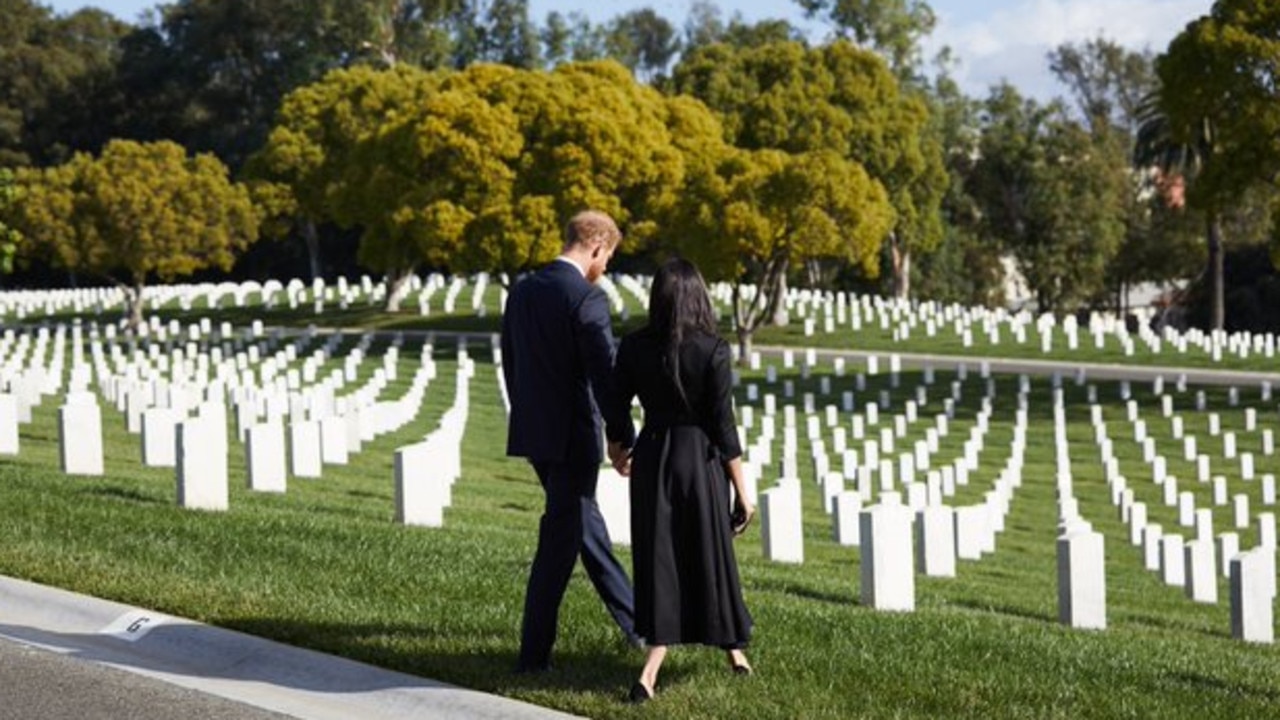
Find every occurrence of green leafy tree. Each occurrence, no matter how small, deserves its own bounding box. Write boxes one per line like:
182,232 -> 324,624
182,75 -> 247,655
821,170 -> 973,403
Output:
1146,0 -> 1280,329
6,140 -> 257,328
670,39 -> 945,299
668,138 -> 895,357
795,0 -> 937,78
0,168 -> 20,274
245,64 -> 437,283
0,1 -> 129,166
1048,37 -> 1156,135
336,64 -> 524,309
970,85 -> 1128,313
451,0 -> 541,68
252,60 -> 692,300
1046,37 -> 1195,314
464,60 -> 689,276
911,67 -> 1005,307
604,9 -> 681,81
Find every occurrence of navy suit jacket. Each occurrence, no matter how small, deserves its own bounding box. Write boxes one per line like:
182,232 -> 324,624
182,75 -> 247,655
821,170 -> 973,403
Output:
502,261 -> 635,466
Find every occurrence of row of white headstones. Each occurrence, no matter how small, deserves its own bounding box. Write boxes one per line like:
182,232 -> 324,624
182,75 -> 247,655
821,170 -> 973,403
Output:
615,275 -> 1279,364
0,322 -> 472,527
0,274 -> 484,323
5,272 -> 1279,367
584,349 -> 1280,644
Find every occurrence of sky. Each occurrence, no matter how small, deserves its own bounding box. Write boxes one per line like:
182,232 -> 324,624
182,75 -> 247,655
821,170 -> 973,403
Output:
44,0 -> 1215,101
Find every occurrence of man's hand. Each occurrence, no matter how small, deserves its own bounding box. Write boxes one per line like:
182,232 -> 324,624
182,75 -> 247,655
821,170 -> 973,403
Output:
607,441 -> 632,477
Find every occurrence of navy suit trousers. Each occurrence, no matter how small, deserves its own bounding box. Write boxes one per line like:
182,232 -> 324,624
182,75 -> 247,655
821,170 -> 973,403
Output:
518,458 -> 637,669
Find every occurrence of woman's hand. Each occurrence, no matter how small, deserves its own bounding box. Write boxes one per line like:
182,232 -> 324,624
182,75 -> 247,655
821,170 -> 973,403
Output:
731,499 -> 755,536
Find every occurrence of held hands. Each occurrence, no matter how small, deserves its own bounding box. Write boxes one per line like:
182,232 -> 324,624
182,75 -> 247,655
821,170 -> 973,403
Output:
730,498 -> 755,536
607,441 -> 632,477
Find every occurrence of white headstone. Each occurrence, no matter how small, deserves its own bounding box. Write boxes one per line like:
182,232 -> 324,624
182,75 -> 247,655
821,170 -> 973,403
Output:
319,416 -> 349,465
59,399 -> 103,476
246,420 -> 287,493
860,493 -> 915,611
1160,534 -> 1186,586
596,466 -> 630,546
0,394 -> 18,455
833,491 -> 861,546
915,506 -> 956,578
176,416 -> 228,511
289,420 -> 322,478
1184,538 -> 1218,603
1058,530 -> 1106,630
141,407 -> 180,467
761,484 -> 804,563
1230,549 -> 1275,643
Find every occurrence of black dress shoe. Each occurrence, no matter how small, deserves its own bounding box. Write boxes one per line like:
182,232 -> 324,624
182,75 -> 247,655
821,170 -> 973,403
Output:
514,662 -> 552,675
732,664 -> 753,676
627,682 -> 654,703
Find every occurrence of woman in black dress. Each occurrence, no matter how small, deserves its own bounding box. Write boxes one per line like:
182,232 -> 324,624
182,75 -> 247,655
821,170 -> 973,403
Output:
609,258 -> 755,703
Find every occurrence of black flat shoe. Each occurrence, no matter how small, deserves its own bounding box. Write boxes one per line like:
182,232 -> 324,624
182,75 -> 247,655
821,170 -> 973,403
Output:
628,681 -> 654,703
732,664 -> 753,676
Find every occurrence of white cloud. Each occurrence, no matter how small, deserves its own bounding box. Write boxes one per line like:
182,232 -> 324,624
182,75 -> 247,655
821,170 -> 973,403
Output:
928,0 -> 1212,100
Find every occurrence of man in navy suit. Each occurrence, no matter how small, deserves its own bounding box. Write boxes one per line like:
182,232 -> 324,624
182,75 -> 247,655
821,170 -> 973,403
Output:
502,209 -> 641,673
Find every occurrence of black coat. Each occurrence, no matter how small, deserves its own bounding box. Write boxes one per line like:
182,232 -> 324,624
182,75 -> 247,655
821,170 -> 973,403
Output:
612,326 -> 752,647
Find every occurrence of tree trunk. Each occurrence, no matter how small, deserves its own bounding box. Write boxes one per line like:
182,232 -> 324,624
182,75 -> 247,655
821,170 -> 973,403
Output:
1207,212 -> 1224,330
126,282 -> 145,333
384,267 -> 413,312
896,247 -> 911,300
302,217 -> 322,282
771,272 -> 789,326
736,326 -> 753,365
889,232 -> 911,300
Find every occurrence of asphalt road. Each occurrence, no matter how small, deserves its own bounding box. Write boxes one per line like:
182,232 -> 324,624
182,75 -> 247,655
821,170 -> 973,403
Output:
0,636 -> 290,720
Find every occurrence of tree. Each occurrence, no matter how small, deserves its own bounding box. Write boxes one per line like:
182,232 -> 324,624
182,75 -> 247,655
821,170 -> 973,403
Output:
911,65 -> 1005,307
670,40 -> 945,299
0,168 -> 19,274
682,1 -> 726,51
335,64 -> 525,309
1048,37 -> 1156,135
1147,0 -> 1280,329
0,1 -> 129,166
251,60 -> 694,299
604,9 -> 681,81
795,0 -> 937,78
1047,37 -> 1185,313
465,60 -> 690,276
672,146 -> 894,358
5,140 -> 258,328
245,64 -> 438,283
451,0 -> 541,69
970,85 -> 1128,313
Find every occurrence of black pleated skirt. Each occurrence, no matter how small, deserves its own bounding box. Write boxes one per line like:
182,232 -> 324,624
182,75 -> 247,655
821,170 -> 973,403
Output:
629,425 -> 752,648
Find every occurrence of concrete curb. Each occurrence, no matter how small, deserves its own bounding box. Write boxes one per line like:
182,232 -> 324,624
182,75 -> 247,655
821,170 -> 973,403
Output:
0,575 -> 581,720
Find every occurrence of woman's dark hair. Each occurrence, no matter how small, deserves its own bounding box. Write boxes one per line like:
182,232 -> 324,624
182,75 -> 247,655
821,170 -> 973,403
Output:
648,258 -> 718,409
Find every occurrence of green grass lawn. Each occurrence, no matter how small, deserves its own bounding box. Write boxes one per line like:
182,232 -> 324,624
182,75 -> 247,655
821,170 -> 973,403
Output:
2,325 -> 1280,718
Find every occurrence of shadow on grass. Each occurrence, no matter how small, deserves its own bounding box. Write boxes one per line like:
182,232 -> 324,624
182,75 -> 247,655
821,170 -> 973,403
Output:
1168,670 -> 1280,703
751,577 -> 849,606
947,597 -> 1054,625
82,486 -> 167,506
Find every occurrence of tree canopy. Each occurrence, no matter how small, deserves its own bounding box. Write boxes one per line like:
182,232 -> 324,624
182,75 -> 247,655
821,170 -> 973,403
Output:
5,139 -> 258,326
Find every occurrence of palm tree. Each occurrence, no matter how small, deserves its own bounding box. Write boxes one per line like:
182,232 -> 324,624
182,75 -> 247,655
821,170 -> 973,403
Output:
1132,88 -> 1224,330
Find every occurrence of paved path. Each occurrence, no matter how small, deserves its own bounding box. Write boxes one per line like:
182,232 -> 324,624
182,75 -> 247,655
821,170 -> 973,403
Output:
0,575 -> 580,720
